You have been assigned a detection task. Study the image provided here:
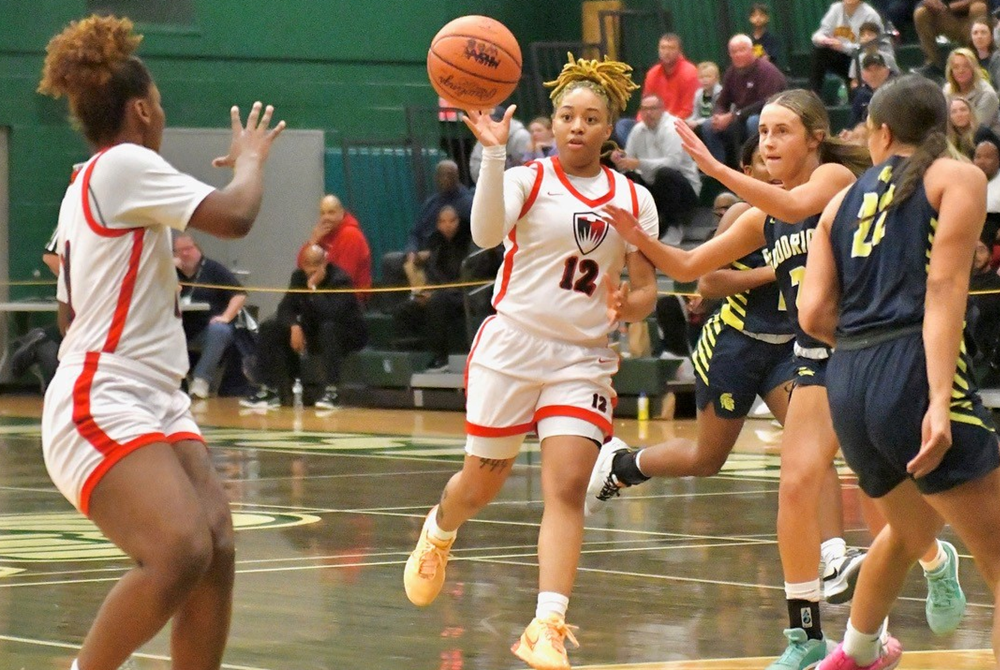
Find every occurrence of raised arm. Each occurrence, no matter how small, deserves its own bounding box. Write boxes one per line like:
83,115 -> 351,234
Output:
189,102 -> 285,239
799,187 -> 849,346
604,203 -> 767,282
674,118 -> 857,222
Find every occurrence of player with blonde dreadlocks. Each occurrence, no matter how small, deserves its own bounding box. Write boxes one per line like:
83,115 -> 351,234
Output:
403,53 -> 658,669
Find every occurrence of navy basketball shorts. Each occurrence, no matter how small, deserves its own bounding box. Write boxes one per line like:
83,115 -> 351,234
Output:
692,320 -> 796,420
827,332 -> 1000,498
791,353 -> 827,389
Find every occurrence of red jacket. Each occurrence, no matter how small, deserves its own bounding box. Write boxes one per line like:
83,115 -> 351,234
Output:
642,56 -> 700,120
297,211 -> 372,297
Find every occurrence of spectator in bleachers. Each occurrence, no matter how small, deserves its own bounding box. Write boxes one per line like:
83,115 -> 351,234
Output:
749,3 -> 785,68
297,194 -> 372,298
614,33 -> 700,146
613,95 -> 701,245
848,21 -> 900,89
173,233 -> 248,399
944,47 -> 1000,134
849,52 -> 897,126
871,0 -> 921,37
241,244 -> 368,410
524,116 -> 557,160
971,17 -> 1000,89
469,105 -> 530,182
407,160 -> 473,253
685,62 -> 722,138
393,205 -> 471,373
974,137 -> 1000,243
810,0 -> 884,96
948,95 -> 980,157
913,0 -> 989,77
702,34 -> 787,165
967,239 -> 1000,383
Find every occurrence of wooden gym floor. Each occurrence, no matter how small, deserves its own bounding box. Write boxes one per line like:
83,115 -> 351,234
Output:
0,395 -> 993,669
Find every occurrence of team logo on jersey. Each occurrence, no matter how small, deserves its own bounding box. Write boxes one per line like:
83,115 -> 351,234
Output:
719,393 -> 735,411
573,212 -> 609,255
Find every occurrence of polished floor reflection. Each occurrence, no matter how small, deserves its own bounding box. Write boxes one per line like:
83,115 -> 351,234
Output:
0,396 -> 993,669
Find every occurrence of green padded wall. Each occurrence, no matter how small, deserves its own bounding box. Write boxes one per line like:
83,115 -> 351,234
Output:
0,0 -> 582,295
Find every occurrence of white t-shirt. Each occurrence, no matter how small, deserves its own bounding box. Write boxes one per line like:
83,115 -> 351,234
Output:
55,143 -> 215,383
474,151 -> 659,346
988,171 -> 1000,214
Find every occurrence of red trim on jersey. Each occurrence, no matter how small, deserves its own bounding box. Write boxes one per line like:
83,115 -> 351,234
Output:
79,432 -> 167,516
551,157 -> 616,207
463,315 -> 495,392
70,351 -> 167,515
491,228 -> 518,309
466,420 -> 535,438
80,151 -> 132,239
167,431 -> 205,444
533,405 -> 612,436
627,178 -> 639,217
103,229 -> 145,353
518,161 -> 544,219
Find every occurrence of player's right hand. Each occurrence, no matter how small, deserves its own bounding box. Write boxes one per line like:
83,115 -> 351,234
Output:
213,101 -> 286,169
908,403 -> 952,479
462,105 -> 516,147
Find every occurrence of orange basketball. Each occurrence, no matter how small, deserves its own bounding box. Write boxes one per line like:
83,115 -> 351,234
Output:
427,15 -> 522,110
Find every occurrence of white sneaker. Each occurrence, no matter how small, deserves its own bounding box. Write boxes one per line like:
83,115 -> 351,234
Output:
189,377 -> 210,399
585,437 -> 631,516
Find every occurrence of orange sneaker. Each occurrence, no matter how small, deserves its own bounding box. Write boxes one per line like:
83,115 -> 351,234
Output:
403,507 -> 455,606
511,614 -> 580,670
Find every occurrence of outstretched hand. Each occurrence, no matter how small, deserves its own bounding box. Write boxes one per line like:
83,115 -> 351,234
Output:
212,101 -> 286,169
462,105 -> 516,147
673,117 -> 724,178
603,204 -> 649,248
604,274 -> 630,326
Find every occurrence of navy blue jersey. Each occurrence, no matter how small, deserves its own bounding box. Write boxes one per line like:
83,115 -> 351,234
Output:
829,156 -> 938,338
763,213 -> 828,350
718,247 -> 795,336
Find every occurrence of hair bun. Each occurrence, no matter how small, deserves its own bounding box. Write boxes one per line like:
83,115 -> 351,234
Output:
38,15 -> 143,99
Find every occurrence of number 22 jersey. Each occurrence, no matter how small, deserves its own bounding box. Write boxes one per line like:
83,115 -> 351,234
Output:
487,156 -> 659,347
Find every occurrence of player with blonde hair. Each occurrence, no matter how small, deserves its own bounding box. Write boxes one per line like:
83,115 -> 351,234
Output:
403,54 -> 658,669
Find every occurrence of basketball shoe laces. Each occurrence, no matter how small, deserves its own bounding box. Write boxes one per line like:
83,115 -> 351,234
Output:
538,618 -> 580,655
596,473 -> 624,502
416,538 -> 448,580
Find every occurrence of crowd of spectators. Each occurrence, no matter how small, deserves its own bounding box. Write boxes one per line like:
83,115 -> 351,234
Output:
14,0 -> 1000,408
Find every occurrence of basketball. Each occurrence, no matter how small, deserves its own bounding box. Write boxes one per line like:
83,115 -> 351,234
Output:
427,15 -> 522,110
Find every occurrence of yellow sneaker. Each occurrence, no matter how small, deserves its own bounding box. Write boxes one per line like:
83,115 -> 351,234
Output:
403,507 -> 454,606
511,614 -> 580,670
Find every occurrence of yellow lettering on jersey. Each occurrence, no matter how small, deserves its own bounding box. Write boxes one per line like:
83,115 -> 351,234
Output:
852,185 -> 893,258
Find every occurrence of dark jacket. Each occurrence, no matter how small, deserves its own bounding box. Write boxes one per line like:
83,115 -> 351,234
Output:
425,230 -> 472,285
276,262 -> 368,351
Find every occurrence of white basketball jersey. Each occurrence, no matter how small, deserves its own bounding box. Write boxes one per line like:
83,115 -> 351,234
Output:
55,143 -> 215,383
492,157 -> 658,346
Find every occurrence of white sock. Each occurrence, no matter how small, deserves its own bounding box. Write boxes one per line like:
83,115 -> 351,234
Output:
634,449 -> 648,477
821,537 -> 847,575
919,540 -> 945,572
843,618 -> 881,666
536,591 -> 569,620
71,661 -> 80,670
785,579 -> 823,601
425,506 -> 457,543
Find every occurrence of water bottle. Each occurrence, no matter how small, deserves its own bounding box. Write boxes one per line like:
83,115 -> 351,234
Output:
292,377 -> 304,410
836,80 -> 848,107
637,392 -> 650,422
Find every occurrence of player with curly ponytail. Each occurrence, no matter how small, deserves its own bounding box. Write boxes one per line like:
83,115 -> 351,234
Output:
402,53 -> 657,669
37,15 -> 284,670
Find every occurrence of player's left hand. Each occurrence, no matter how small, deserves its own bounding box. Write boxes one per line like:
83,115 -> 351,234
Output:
675,118 -> 724,177
604,274 -> 630,325
908,403 -> 953,479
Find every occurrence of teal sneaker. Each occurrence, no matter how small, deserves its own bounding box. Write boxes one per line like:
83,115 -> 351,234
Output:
924,540 -> 966,634
766,628 -> 832,670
